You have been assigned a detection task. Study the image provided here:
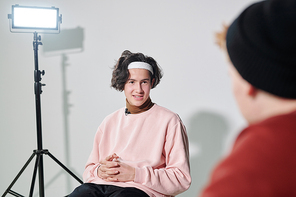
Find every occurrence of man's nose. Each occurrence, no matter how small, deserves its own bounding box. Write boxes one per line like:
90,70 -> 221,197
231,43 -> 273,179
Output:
135,82 -> 143,92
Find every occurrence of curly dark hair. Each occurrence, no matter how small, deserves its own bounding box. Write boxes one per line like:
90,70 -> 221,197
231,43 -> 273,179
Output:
111,50 -> 163,91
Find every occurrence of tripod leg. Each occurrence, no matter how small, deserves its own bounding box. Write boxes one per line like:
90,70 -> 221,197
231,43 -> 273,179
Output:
5,190 -> 24,197
29,153 -> 41,197
38,154 -> 45,197
46,151 -> 83,184
2,152 -> 36,197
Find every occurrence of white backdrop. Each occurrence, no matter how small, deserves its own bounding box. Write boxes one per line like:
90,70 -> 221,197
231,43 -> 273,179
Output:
0,0 -> 256,196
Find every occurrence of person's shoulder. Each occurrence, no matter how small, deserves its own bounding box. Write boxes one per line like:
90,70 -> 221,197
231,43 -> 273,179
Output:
237,110 -> 296,149
251,110 -> 296,131
153,104 -> 182,121
266,110 -> 296,124
153,104 -> 175,114
103,107 -> 125,121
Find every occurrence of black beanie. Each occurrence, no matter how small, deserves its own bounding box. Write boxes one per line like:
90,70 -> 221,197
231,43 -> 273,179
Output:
226,0 -> 296,99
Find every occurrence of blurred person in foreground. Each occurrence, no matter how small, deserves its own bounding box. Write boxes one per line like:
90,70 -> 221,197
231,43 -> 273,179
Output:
200,0 -> 296,196
69,50 -> 191,197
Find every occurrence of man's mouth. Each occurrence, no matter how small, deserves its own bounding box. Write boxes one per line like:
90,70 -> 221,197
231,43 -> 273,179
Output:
133,95 -> 143,99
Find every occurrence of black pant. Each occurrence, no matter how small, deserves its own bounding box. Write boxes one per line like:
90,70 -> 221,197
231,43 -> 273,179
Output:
68,183 -> 149,197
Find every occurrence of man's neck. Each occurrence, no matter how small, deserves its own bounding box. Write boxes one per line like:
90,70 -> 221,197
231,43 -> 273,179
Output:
248,92 -> 296,124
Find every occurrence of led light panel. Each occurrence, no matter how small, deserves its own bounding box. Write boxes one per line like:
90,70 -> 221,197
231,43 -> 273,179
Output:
9,5 -> 61,33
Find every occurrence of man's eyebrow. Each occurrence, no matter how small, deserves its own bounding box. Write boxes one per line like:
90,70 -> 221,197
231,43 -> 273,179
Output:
127,78 -> 150,81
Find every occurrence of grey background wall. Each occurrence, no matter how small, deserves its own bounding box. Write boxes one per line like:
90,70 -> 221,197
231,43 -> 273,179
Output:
0,0 -> 256,196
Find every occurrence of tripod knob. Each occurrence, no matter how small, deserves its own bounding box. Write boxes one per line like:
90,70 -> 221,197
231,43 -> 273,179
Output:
34,70 -> 45,82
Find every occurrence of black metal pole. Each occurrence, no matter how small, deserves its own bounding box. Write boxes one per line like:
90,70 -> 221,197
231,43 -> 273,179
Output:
2,31 -> 83,197
33,32 -> 45,197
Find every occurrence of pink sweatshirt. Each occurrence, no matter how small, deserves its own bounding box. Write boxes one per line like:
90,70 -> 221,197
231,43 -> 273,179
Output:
83,104 -> 191,197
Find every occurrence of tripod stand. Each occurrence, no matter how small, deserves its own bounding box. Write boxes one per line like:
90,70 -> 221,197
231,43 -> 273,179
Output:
2,32 -> 83,197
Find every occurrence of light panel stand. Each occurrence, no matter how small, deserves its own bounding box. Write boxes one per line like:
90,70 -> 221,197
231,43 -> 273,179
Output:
2,20 -> 82,197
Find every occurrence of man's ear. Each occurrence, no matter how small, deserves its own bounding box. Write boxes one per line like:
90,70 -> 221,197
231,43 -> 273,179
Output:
151,78 -> 155,87
247,84 -> 258,97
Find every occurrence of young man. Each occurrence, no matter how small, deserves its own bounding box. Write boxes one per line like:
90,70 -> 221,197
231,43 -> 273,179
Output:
200,0 -> 296,196
69,50 -> 191,197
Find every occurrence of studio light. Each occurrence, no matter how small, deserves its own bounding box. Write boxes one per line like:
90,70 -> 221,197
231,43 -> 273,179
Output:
3,4 -> 82,197
8,5 -> 62,33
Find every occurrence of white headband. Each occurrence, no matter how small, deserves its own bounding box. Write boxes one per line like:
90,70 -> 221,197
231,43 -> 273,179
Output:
128,62 -> 154,75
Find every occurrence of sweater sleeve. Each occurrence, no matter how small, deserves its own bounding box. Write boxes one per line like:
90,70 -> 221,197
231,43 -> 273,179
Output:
134,121 -> 191,196
82,128 -> 103,183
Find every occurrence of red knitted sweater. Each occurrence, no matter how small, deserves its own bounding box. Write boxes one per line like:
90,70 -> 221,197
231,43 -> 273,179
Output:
200,111 -> 296,197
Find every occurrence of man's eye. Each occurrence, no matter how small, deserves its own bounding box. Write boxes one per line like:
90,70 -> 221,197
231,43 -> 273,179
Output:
129,81 -> 134,84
